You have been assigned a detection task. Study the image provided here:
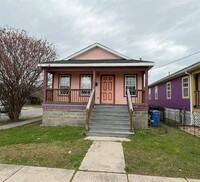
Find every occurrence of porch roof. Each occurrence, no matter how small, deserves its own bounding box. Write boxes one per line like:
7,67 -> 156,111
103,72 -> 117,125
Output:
38,59 -> 154,69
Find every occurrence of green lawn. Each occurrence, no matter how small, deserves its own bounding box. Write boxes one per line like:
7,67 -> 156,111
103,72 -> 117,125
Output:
123,124 -> 200,179
0,122 -> 92,169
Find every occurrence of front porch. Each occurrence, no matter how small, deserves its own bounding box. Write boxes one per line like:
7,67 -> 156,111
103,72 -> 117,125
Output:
42,67 -> 149,132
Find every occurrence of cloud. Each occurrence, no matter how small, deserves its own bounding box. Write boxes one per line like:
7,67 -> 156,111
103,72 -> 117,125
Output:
0,0 -> 200,83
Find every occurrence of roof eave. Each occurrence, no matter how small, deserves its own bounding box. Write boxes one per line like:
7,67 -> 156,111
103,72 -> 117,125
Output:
38,63 -> 155,68
149,61 -> 200,87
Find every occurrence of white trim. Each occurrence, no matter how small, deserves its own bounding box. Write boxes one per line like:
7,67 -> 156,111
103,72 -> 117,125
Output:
185,71 -> 193,125
59,75 -> 70,95
148,88 -> 151,100
38,62 -> 154,68
64,42 -> 131,60
182,76 -> 189,99
125,75 -> 137,96
80,75 -> 92,96
155,86 -> 158,100
166,82 -> 171,99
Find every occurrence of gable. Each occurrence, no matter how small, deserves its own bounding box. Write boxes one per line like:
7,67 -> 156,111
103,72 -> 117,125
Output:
73,47 -> 121,60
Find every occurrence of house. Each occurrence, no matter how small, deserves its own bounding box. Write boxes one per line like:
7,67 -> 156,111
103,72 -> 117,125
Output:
39,43 -> 154,136
149,61 -> 200,126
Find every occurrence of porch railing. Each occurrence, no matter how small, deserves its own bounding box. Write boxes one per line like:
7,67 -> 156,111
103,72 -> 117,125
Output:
46,89 -> 92,103
86,89 -> 95,130
127,89 -> 133,131
194,91 -> 200,108
130,89 -> 145,104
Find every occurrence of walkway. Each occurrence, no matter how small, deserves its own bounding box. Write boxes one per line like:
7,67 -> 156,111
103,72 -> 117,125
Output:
0,118 -> 41,130
79,141 -> 125,173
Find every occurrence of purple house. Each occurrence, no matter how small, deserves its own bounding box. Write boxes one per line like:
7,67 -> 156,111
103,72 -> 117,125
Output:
148,62 -> 200,125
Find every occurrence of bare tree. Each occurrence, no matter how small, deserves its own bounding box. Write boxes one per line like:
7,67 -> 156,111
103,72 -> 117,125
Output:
0,27 -> 57,121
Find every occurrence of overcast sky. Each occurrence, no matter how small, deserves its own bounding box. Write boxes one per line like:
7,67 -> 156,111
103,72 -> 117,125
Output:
0,0 -> 200,83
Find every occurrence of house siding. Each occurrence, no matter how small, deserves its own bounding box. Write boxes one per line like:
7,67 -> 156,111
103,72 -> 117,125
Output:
53,70 -> 144,105
74,47 -> 121,60
149,76 -> 190,111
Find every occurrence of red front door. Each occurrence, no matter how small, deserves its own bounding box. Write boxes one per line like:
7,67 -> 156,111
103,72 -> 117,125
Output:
101,76 -> 114,104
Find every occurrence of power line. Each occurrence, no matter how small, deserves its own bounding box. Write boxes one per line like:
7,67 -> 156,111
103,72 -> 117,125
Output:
153,50 -> 200,70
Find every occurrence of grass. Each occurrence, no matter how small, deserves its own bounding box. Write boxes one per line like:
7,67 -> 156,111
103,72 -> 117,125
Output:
123,124 -> 200,179
0,122 -> 92,169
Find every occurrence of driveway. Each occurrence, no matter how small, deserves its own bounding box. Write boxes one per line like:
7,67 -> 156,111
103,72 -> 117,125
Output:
0,106 -> 42,121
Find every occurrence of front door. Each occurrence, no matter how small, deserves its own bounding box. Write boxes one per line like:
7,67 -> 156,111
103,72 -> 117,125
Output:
101,76 -> 114,104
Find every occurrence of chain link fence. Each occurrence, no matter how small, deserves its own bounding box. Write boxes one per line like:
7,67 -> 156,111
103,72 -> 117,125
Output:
163,108 -> 200,137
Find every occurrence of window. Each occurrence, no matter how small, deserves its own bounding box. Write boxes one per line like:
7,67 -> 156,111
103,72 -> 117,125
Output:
166,82 -> 171,99
80,75 -> 92,96
149,88 -> 151,100
59,75 -> 70,95
125,75 -> 136,96
182,77 -> 189,98
155,86 -> 158,99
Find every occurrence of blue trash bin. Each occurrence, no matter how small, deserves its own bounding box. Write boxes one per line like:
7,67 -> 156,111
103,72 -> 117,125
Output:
150,110 -> 160,127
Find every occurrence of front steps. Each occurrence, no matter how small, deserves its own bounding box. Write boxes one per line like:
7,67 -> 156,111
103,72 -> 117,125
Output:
87,105 -> 133,137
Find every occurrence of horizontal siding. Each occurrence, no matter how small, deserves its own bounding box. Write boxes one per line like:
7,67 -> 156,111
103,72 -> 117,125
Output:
149,76 -> 190,111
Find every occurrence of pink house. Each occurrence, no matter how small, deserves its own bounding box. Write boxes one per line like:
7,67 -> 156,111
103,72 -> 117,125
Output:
39,43 -> 154,137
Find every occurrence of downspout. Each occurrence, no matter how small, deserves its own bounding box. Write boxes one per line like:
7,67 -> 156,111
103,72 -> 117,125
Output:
185,71 -> 193,125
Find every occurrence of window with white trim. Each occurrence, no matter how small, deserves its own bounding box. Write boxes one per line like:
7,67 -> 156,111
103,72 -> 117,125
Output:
182,77 -> 189,98
80,75 -> 92,96
125,75 -> 136,96
59,75 -> 70,95
166,82 -> 171,99
149,88 -> 151,100
155,86 -> 158,99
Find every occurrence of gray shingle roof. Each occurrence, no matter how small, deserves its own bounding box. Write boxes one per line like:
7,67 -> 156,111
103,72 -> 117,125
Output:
44,59 -> 154,64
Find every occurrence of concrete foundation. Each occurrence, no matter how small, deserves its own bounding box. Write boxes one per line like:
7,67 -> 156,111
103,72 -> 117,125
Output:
42,104 -> 86,127
133,111 -> 148,129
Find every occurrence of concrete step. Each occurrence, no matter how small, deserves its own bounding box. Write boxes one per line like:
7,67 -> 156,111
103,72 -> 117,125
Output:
90,116 -> 129,121
87,130 -> 133,138
93,106 -> 128,111
90,120 -> 130,126
88,104 -> 132,138
90,119 -> 129,125
89,125 -> 130,131
94,104 -> 127,108
91,112 -> 129,117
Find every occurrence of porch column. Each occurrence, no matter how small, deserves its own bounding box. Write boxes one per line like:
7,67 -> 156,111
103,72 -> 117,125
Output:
43,69 -> 48,102
93,70 -> 96,89
145,69 -> 148,106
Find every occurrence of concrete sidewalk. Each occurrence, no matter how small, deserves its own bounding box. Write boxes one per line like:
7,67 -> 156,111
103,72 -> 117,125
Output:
0,118 -> 41,130
0,164 -> 200,182
79,141 -> 125,173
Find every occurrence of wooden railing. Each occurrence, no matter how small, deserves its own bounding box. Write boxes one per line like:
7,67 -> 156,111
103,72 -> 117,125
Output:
86,89 -> 95,130
127,89 -> 133,131
46,89 -> 92,103
130,89 -> 145,104
194,91 -> 200,108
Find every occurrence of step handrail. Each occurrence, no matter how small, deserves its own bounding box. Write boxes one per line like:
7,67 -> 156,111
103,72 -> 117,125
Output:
127,89 -> 133,131
86,89 -> 95,130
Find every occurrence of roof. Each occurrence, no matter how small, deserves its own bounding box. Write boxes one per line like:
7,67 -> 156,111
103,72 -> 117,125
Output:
39,59 -> 154,68
64,42 -> 131,60
38,42 -> 155,69
149,61 -> 200,87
